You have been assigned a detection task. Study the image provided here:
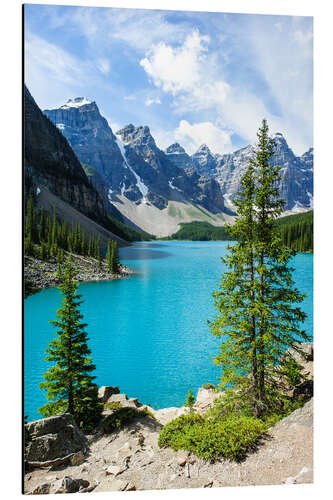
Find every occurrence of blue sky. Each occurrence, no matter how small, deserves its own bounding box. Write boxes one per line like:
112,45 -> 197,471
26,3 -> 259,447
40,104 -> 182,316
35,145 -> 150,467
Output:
24,4 -> 313,155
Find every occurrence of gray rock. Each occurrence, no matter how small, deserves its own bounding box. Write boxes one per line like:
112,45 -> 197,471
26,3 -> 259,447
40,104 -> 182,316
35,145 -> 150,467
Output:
95,478 -> 129,492
25,413 -> 88,462
70,450 -> 85,466
31,483 -> 51,494
50,476 -> 89,494
98,386 -> 120,403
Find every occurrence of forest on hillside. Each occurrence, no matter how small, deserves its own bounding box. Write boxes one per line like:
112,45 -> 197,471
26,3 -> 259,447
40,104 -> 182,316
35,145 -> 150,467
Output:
167,211 -> 313,252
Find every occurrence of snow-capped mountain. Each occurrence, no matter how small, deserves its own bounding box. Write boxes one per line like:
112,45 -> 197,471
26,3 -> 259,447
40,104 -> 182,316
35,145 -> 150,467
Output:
182,133 -> 313,211
44,100 -> 226,236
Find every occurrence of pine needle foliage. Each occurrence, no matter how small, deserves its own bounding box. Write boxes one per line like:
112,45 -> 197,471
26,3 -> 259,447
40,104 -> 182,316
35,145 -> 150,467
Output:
209,119 -> 310,416
39,257 -> 102,428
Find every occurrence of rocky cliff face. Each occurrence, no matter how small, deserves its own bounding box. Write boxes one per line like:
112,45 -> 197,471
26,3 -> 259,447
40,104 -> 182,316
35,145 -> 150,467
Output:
44,98 -> 137,204
116,124 -> 225,213
165,143 -> 196,170
190,133 -> 313,211
44,101 -> 225,215
192,144 -> 218,177
24,87 -> 106,222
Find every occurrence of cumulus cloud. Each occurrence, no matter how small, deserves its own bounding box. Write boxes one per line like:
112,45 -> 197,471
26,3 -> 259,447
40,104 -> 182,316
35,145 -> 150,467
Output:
174,120 -> 232,154
152,120 -> 233,155
145,97 -> 161,106
140,31 -> 210,95
139,20 -> 313,155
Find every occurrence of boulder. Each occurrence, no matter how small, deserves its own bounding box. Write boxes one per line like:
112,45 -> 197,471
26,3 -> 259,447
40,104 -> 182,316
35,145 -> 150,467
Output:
106,393 -> 143,409
25,413 -> 87,462
98,386 -> 120,403
106,465 -> 126,476
70,450 -> 85,466
286,343 -> 313,363
31,483 -> 51,494
193,387 -> 223,413
49,477 -> 89,494
95,478 -> 129,492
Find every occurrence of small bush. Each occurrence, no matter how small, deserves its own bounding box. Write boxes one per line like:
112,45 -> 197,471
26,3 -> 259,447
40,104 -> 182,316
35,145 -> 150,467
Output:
202,383 -> 215,390
104,401 -> 122,411
282,357 -> 306,388
185,389 -> 195,413
101,407 -> 154,433
158,413 -> 264,461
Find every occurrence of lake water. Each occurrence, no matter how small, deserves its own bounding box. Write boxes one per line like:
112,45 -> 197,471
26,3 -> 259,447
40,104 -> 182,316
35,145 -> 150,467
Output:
24,241 -> 313,421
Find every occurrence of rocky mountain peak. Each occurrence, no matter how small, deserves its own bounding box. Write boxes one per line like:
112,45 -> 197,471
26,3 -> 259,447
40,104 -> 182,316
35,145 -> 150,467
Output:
116,124 -> 156,149
192,143 -> 216,176
165,143 -> 186,155
272,132 -> 289,149
60,97 -> 93,109
196,143 -> 212,154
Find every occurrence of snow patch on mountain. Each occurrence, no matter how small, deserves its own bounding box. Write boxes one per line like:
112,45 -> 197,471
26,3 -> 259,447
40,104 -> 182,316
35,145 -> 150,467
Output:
168,179 -> 182,192
307,191 -> 313,209
116,138 -> 149,204
61,98 -> 91,109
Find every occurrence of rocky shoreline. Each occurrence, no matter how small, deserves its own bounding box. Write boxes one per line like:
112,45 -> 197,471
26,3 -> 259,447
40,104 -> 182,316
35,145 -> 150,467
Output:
24,344 -> 313,494
24,252 -> 133,293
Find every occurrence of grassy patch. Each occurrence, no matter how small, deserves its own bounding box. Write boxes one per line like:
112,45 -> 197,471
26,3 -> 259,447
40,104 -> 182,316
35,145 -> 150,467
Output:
167,203 -> 183,219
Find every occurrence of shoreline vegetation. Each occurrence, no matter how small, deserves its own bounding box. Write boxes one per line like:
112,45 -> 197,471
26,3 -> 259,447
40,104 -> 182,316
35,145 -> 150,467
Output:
24,251 -> 133,297
161,210 -> 313,252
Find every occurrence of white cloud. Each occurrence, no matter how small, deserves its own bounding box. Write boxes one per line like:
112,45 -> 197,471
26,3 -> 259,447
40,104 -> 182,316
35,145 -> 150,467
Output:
96,58 -> 110,75
139,20 -> 313,155
145,97 -> 161,106
152,120 -> 233,155
174,120 -> 233,154
140,31 -> 210,95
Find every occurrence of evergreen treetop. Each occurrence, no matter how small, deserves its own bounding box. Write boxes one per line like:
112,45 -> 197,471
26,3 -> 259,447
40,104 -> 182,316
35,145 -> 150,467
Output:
39,257 -> 102,428
210,119 -> 310,416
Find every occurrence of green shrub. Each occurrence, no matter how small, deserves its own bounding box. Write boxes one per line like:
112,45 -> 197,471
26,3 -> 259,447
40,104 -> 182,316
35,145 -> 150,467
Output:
158,413 -> 264,461
104,401 -> 123,411
185,389 -> 195,413
202,383 -> 215,390
281,357 -> 306,388
101,407 -> 154,433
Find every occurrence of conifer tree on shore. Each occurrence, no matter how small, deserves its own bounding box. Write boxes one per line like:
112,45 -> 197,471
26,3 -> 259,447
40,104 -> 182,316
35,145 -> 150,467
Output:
39,257 -> 102,428
112,241 -> 120,273
210,119 -> 310,416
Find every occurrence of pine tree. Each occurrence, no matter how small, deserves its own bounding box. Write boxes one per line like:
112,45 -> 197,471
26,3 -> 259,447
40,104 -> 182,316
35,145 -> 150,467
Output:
39,257 -> 102,428
185,389 -> 195,414
106,240 -> 114,273
25,193 -> 38,243
39,207 -> 45,242
96,236 -> 102,270
40,241 -> 48,260
112,241 -> 120,274
210,119 -> 310,416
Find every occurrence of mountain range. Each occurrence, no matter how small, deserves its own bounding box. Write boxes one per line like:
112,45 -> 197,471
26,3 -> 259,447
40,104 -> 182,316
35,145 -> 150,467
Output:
44,98 -> 229,236
166,136 -> 313,212
25,88 -> 313,239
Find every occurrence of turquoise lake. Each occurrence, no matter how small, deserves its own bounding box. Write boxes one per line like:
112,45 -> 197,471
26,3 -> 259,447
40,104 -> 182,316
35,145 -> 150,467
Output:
24,241 -> 313,421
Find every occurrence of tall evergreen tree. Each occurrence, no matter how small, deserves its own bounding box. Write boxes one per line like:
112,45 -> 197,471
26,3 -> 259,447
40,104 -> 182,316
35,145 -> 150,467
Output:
210,119 -> 309,416
112,241 -> 120,274
39,257 -> 102,428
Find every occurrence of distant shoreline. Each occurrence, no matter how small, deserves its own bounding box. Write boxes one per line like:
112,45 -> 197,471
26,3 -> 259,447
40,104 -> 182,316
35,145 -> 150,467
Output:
24,252 -> 133,297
